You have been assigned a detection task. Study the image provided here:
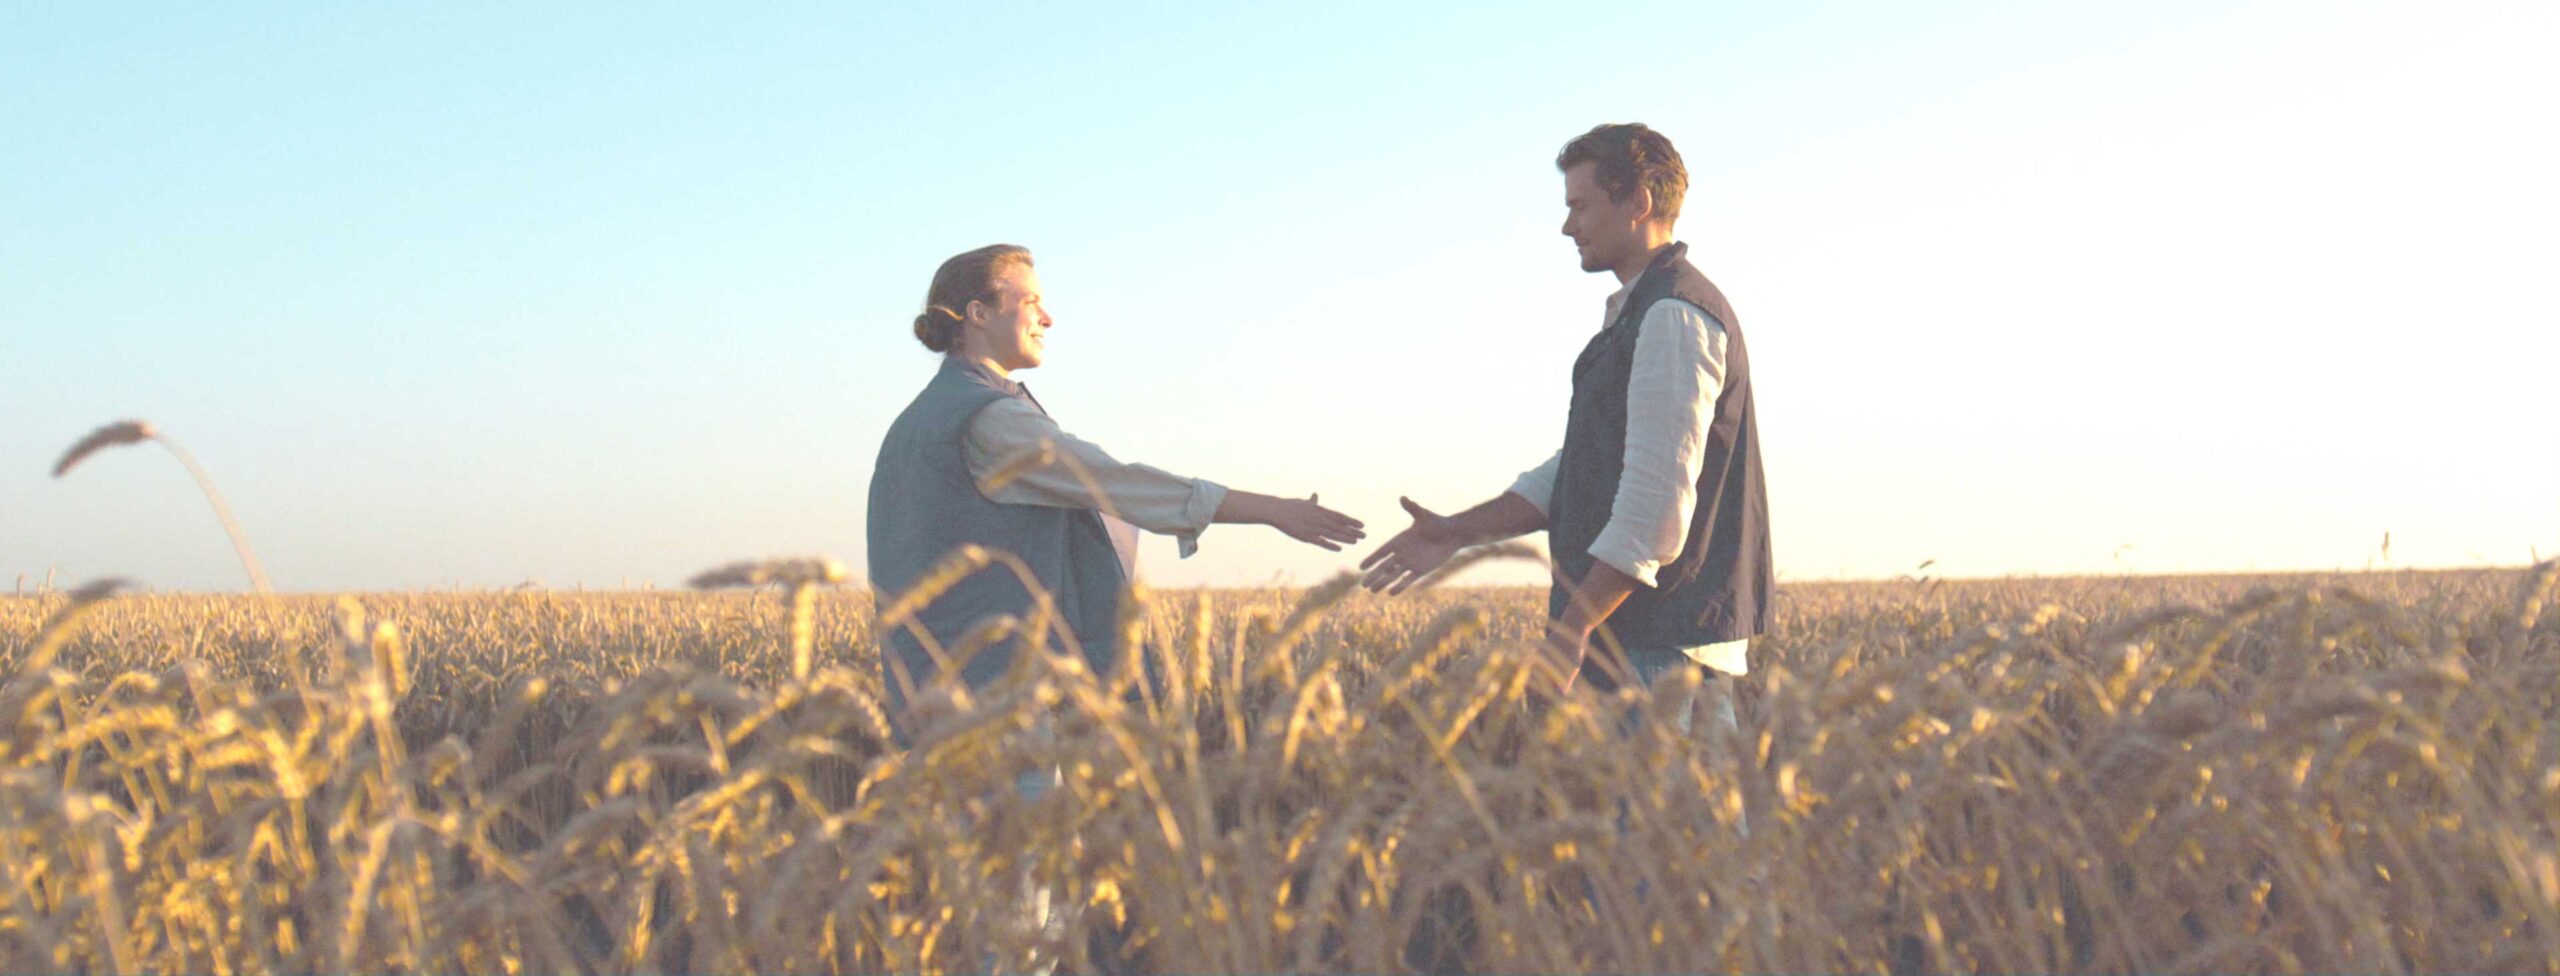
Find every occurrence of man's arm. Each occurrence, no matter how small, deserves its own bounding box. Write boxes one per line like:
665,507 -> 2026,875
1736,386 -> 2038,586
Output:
1541,561 -> 1644,685
1444,491 -> 1551,545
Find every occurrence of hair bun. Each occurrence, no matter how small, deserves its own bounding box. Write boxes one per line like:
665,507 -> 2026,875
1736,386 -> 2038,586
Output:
912,306 -> 961,352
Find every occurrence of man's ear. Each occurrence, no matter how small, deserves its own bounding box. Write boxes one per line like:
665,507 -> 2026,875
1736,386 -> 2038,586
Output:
1629,185 -> 1657,227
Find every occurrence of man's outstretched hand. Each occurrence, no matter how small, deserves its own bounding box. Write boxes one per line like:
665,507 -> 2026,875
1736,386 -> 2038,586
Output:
1358,497 -> 1466,595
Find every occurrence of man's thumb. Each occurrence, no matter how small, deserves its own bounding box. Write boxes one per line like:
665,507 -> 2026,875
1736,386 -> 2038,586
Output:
1400,496 -> 1430,518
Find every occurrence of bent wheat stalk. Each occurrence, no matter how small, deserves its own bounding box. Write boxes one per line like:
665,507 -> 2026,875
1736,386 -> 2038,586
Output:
52,419 -> 273,595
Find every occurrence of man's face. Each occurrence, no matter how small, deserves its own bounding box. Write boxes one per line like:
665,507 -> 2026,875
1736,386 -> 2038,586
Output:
1560,161 -> 1648,274
968,264 -> 1052,371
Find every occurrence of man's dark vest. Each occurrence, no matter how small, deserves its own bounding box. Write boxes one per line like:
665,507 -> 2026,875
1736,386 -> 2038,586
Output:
1547,242 -> 1774,649
866,360 -> 1129,721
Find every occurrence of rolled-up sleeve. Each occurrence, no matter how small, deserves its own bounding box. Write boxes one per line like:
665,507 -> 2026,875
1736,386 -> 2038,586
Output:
1587,300 -> 1727,586
1506,450 -> 1563,517
963,398 -> 1229,557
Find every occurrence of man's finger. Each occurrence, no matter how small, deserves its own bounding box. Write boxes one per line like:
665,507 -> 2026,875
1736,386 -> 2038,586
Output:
1357,538 -> 1399,570
1363,564 -> 1405,593
1399,496 -> 1430,519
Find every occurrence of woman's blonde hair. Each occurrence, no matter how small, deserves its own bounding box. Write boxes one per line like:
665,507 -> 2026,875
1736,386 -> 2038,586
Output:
913,244 -> 1033,353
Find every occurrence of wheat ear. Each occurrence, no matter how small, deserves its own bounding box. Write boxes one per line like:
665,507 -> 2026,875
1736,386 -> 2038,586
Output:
53,419 -> 272,594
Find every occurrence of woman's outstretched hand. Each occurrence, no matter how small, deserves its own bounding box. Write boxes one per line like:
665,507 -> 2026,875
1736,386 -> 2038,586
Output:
1265,493 -> 1367,551
1358,497 -> 1466,595
1217,490 -> 1366,551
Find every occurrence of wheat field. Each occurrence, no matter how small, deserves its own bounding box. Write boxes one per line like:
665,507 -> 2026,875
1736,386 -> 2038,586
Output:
1,564 -> 2555,974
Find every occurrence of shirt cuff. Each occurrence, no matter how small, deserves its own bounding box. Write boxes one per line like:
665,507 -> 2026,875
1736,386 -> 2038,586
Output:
1176,479 -> 1228,558
1586,526 -> 1662,588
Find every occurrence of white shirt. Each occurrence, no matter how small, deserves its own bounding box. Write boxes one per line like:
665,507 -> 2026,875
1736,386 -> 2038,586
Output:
960,396 -> 1227,559
1506,270 -> 1748,675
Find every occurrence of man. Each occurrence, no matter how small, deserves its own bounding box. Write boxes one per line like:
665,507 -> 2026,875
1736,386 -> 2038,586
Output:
1360,123 -> 1772,732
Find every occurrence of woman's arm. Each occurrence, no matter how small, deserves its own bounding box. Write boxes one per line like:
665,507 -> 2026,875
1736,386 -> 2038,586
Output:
962,398 -> 1361,552
1211,490 -> 1367,552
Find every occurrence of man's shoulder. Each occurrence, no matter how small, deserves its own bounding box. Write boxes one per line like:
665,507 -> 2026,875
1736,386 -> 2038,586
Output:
1654,256 -> 1739,330
1637,296 -> 1728,339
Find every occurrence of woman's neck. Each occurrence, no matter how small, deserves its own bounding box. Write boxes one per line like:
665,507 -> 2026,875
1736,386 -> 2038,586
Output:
953,351 -> 1011,380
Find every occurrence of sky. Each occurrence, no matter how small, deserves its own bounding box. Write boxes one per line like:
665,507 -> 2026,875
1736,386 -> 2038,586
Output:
4,0 -> 2555,593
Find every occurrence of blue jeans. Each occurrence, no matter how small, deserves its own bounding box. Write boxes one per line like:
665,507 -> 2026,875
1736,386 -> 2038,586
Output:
1615,647 -> 1741,742
1620,647 -> 1749,841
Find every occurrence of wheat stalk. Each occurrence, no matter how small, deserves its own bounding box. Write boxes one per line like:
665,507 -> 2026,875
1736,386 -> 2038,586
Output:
0,568 -> 2550,971
51,419 -> 272,595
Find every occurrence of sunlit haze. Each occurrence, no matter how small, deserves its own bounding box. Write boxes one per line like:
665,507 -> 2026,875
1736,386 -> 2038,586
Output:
5,1 -> 2554,592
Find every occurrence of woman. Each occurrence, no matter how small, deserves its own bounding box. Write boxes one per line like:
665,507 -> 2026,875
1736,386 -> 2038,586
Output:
866,244 -> 1363,720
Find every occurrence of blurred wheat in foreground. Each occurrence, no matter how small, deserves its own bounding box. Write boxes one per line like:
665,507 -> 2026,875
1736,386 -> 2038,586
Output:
1,566 -> 2556,974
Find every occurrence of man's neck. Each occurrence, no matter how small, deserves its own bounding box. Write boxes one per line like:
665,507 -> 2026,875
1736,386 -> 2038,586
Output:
1612,236 -> 1677,285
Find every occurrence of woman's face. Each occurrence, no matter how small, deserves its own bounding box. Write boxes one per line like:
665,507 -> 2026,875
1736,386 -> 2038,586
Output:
966,264 -> 1052,371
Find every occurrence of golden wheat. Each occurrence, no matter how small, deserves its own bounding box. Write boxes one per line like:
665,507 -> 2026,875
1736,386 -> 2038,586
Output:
0,567 -> 2551,972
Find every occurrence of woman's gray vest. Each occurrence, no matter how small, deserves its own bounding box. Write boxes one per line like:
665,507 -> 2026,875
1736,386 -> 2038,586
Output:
866,360 -> 1129,718
1547,242 -> 1774,648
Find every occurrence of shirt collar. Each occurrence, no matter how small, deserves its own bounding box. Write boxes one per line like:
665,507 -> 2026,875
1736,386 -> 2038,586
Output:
1604,271 -> 1645,323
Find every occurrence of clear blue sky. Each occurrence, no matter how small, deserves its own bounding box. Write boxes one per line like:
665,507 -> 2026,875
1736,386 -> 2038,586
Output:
5,1 -> 2555,593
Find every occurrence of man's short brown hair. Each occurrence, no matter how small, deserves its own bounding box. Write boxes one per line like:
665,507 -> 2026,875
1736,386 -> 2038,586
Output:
1556,123 -> 1687,224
